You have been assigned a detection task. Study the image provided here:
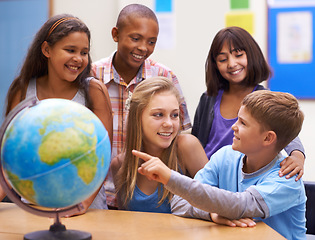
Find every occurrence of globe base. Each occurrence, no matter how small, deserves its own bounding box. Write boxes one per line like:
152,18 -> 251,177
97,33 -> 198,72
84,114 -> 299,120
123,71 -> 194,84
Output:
24,222 -> 91,240
24,230 -> 91,240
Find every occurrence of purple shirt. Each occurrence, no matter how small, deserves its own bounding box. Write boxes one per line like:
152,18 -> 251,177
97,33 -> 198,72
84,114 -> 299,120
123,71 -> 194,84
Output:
204,90 -> 236,159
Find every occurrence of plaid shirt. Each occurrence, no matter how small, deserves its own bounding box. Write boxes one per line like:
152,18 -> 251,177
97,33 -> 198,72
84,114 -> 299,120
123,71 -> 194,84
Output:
92,52 -> 191,207
92,52 -> 191,159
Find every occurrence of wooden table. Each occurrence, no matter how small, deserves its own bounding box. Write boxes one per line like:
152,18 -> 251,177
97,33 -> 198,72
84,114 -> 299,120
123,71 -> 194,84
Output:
0,202 -> 285,240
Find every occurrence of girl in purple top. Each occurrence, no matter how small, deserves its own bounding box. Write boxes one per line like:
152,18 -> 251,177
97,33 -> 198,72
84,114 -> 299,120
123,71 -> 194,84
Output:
192,26 -> 305,181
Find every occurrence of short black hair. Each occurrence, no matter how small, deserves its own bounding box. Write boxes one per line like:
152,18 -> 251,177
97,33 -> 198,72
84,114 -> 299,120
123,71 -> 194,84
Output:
116,4 -> 158,29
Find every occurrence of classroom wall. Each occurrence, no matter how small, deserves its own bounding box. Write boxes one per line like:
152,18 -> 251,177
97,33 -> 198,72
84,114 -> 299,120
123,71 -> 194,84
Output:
52,0 -> 315,181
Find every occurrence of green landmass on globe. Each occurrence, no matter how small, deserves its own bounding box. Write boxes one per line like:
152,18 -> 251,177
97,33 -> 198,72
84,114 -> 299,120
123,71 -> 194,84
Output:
1,98 -> 111,208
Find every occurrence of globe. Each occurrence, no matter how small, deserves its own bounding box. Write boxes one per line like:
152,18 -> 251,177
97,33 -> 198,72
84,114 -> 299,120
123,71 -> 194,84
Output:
0,97 -> 111,240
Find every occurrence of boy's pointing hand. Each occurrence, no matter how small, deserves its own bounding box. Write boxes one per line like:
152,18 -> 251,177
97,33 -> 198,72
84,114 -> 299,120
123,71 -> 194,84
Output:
132,150 -> 172,185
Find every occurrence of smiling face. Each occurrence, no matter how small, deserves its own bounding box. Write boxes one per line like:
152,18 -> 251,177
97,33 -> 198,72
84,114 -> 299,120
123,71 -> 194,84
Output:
216,41 -> 248,85
141,90 -> 180,157
112,16 -> 158,76
231,105 -> 266,156
42,31 -> 89,83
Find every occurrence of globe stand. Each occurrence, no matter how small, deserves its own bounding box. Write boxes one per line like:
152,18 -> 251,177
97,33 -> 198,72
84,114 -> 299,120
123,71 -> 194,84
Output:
24,212 -> 91,240
0,97 -> 93,240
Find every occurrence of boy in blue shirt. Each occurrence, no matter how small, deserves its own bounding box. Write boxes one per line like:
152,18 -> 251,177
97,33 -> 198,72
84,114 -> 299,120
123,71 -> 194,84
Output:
134,90 -> 306,240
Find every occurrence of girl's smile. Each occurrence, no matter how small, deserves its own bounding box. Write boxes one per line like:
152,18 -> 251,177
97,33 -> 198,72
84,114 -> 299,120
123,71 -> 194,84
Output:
42,31 -> 89,83
141,90 -> 180,157
216,41 -> 248,84
229,68 -> 244,75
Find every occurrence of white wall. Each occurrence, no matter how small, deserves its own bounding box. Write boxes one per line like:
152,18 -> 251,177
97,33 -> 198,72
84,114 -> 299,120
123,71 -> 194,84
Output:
52,0 -> 117,62
53,0 -> 315,181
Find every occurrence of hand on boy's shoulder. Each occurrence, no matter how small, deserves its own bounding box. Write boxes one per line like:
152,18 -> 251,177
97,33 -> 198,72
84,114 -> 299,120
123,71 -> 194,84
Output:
279,151 -> 305,181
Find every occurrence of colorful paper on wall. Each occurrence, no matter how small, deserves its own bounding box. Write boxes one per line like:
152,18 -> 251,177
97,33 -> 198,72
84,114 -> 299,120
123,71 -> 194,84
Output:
230,0 -> 249,9
155,0 -> 175,49
225,12 -> 254,35
155,0 -> 172,12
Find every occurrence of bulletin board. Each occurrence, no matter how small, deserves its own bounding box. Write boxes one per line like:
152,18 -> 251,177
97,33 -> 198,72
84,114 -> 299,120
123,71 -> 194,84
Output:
268,1 -> 315,99
0,0 -> 49,121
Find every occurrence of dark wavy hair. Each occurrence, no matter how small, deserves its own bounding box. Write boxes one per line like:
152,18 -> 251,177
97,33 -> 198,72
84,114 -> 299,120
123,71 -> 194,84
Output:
5,14 -> 92,115
205,26 -> 272,96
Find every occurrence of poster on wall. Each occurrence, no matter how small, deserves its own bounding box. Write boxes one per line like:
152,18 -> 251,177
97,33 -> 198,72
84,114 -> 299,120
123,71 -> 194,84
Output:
277,11 -> 313,63
268,1 -> 315,98
268,0 -> 315,7
154,0 -> 175,50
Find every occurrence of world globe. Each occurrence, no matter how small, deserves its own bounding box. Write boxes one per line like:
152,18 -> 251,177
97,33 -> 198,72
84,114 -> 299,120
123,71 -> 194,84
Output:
0,97 -> 111,240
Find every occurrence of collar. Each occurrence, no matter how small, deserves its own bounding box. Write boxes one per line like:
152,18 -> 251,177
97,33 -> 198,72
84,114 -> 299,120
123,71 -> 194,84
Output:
241,153 -> 282,179
110,52 -> 145,88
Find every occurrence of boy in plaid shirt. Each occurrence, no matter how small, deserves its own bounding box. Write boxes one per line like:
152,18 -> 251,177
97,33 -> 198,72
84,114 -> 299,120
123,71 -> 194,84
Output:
92,4 -> 191,209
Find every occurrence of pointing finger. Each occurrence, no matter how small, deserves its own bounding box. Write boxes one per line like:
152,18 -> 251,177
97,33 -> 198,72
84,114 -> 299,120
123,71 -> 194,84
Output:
132,150 -> 153,162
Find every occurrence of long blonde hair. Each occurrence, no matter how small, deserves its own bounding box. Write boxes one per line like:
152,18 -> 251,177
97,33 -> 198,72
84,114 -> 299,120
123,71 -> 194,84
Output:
116,77 -> 182,207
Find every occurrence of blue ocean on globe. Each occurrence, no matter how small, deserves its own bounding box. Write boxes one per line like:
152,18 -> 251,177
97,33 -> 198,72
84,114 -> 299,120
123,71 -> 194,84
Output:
1,98 -> 111,208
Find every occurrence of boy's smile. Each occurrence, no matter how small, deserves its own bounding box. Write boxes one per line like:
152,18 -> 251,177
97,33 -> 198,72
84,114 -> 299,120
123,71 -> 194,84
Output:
231,106 -> 266,157
112,16 -> 159,81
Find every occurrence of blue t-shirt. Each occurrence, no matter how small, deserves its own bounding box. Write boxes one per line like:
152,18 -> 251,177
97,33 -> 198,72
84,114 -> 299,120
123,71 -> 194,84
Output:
127,185 -> 171,213
195,146 -> 306,240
